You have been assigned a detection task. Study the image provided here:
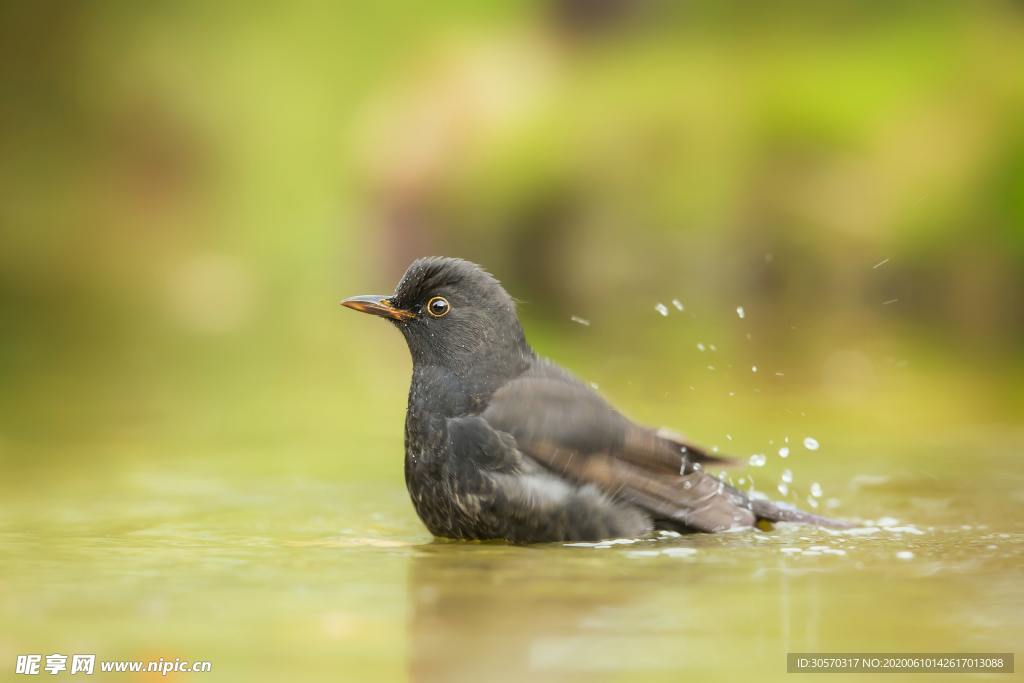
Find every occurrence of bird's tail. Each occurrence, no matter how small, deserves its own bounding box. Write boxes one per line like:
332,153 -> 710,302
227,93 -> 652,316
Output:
749,496 -> 853,529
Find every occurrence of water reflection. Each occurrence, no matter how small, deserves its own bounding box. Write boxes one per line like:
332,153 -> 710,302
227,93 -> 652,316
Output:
405,505 -> 1024,682
407,544 -> 660,682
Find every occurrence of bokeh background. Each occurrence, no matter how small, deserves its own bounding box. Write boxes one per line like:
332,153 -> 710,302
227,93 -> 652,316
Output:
2,2 -> 1022,682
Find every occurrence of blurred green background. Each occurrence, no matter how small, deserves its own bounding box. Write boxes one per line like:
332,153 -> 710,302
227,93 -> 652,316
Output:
1,2 -> 1022,682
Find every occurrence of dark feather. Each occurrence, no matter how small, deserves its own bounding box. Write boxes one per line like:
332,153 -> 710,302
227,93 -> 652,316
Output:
483,364 -> 849,532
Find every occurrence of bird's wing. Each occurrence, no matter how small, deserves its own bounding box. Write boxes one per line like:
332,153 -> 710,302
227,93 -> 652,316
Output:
442,415 -> 653,542
481,373 -> 757,532
513,359 -> 733,469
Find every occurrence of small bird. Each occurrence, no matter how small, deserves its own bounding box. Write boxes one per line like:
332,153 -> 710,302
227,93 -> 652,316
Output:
342,257 -> 847,543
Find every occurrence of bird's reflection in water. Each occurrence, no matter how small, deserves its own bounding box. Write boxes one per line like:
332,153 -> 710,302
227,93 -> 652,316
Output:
406,542 -> 711,683
408,544 -> 606,683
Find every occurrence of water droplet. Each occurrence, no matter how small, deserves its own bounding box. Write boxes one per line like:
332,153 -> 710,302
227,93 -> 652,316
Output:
781,469 -> 793,483
896,550 -> 914,560
810,481 -> 823,497
748,454 -> 766,467
736,306 -> 745,319
655,303 -> 669,317
777,483 -> 788,495
803,437 -> 819,451
697,343 -> 706,352
778,447 -> 790,458
672,299 -> 684,311
751,365 -> 758,373
570,315 -> 590,326
725,434 -> 733,441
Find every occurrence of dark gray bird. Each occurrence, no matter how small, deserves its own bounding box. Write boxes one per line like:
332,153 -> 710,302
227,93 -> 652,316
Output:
342,256 -> 846,543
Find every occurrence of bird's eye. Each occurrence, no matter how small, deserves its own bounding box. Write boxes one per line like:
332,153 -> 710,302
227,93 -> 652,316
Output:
426,296 -> 451,318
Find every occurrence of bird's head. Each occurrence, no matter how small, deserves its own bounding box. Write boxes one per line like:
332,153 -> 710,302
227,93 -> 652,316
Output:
342,257 -> 534,380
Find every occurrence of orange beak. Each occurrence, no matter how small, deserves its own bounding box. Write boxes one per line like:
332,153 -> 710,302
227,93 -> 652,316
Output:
340,294 -> 415,321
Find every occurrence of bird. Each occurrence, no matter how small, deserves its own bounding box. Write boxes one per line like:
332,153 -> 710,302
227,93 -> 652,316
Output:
341,256 -> 848,543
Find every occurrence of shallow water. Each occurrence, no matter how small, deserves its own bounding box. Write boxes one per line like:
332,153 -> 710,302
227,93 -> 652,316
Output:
2,437 -> 1022,682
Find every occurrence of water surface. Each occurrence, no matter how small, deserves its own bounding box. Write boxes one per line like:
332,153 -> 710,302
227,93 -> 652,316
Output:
2,436 -> 1021,682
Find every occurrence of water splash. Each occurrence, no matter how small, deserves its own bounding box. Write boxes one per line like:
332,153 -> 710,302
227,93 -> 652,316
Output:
803,437 -> 820,451
564,538 -> 638,549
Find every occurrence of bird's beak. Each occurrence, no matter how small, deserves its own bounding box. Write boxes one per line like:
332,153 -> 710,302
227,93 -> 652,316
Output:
340,294 -> 415,321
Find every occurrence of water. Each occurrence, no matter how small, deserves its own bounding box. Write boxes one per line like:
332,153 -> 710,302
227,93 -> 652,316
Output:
1,442 -> 1022,682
